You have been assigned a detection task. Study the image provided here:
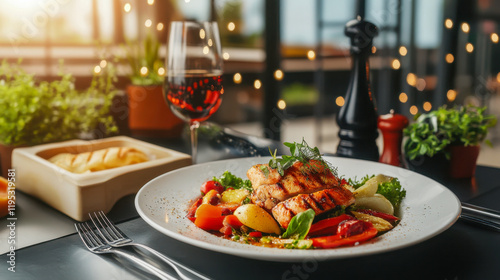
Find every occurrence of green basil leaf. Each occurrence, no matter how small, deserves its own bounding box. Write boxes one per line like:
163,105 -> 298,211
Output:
281,209 -> 315,240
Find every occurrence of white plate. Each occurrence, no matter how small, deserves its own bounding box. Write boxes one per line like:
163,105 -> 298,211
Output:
135,156 -> 461,262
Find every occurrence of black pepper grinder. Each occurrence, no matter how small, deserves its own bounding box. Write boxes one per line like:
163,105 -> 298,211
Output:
336,17 -> 379,161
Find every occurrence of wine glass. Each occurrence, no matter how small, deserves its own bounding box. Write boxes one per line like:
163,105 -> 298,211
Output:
164,21 -> 223,163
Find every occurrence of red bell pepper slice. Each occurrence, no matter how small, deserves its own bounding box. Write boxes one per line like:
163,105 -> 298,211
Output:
311,221 -> 377,249
357,209 -> 399,222
223,215 -> 244,229
194,216 -> 225,231
308,214 -> 356,237
186,198 -> 203,222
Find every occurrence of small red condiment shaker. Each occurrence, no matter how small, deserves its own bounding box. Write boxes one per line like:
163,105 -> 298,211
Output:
378,110 -> 409,167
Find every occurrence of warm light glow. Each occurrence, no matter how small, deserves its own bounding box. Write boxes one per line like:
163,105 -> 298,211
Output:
445,53 -> 454,63
391,59 -> 401,70
145,19 -> 152,28
202,46 -> 209,55
233,73 -> 242,84
223,52 -> 230,60
274,69 -> 284,80
156,23 -> 164,31
410,105 -> 419,115
227,22 -> 236,31
399,92 -> 408,103
461,22 -> 470,33
497,72 -> 500,83
277,99 -> 287,110
371,46 -> 377,54
199,29 -> 206,39
157,67 -> 166,76
254,79 -> 262,89
335,96 -> 345,107
423,101 -> 432,111
447,89 -> 457,101
399,46 -> 407,56
307,50 -> 316,60
208,39 -> 213,46
140,66 -> 148,76
123,3 -> 131,13
99,60 -> 107,68
147,0 -> 154,5
491,33 -> 499,43
406,73 -> 417,87
93,65 -> 101,74
445,18 -> 453,29
416,78 -> 426,91
466,43 -> 474,53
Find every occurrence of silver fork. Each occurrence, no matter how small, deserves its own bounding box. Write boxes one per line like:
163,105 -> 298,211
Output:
75,222 -> 177,280
89,211 -> 211,280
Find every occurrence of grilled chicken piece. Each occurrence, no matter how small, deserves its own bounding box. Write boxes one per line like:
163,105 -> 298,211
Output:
272,187 -> 355,229
249,160 -> 341,210
247,164 -> 281,189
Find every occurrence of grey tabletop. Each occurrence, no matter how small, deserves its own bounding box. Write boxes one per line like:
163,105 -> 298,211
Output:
2,126 -> 500,280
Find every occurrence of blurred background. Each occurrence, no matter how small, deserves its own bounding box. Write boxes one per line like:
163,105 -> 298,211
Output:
1,0 -> 499,163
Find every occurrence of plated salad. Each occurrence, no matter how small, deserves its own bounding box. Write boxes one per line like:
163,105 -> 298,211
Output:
186,141 -> 406,249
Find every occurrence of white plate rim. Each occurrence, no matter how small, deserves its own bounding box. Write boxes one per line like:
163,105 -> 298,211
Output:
135,156 -> 461,262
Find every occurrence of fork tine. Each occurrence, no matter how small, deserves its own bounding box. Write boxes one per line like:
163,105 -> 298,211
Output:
98,211 -> 126,239
75,223 -> 91,248
83,221 -> 107,247
89,212 -> 113,242
76,222 -> 98,249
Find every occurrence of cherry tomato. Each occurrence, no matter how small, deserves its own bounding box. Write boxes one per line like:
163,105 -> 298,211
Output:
337,220 -> 366,238
248,231 -> 262,238
308,214 -> 355,237
200,180 -> 224,194
220,225 -> 233,236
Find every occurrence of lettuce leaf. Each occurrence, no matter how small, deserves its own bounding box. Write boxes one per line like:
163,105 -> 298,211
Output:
377,178 -> 406,209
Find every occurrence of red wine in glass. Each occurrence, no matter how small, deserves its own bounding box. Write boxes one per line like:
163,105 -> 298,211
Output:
165,71 -> 223,123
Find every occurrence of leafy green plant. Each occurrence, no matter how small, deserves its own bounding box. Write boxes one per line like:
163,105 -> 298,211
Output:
0,60 -> 118,146
123,33 -> 164,86
404,105 -> 497,160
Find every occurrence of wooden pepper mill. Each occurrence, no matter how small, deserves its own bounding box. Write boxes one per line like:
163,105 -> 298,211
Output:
378,110 -> 409,167
336,17 -> 379,161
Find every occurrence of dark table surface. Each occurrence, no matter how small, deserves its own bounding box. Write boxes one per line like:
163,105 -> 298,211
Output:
2,124 -> 500,280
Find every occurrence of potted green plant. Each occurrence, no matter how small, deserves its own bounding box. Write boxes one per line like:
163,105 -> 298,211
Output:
403,105 -> 497,178
0,60 -> 118,177
123,33 -> 183,137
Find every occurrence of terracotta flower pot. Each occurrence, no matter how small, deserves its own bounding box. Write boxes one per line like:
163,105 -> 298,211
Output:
126,85 -> 184,138
0,144 -> 19,178
448,145 -> 480,178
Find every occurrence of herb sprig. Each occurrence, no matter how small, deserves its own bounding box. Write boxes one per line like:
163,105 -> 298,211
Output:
269,140 -> 337,176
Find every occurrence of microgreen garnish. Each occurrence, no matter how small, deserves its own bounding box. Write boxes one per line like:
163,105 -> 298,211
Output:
259,165 -> 270,178
268,139 -> 337,176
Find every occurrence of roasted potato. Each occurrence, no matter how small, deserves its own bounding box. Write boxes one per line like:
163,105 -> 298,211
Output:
221,189 -> 249,204
234,204 -> 281,235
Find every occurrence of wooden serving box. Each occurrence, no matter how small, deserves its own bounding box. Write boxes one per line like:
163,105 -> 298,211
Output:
12,136 -> 191,221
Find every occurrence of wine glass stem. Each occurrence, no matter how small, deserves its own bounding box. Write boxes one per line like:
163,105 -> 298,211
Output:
190,121 -> 200,164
